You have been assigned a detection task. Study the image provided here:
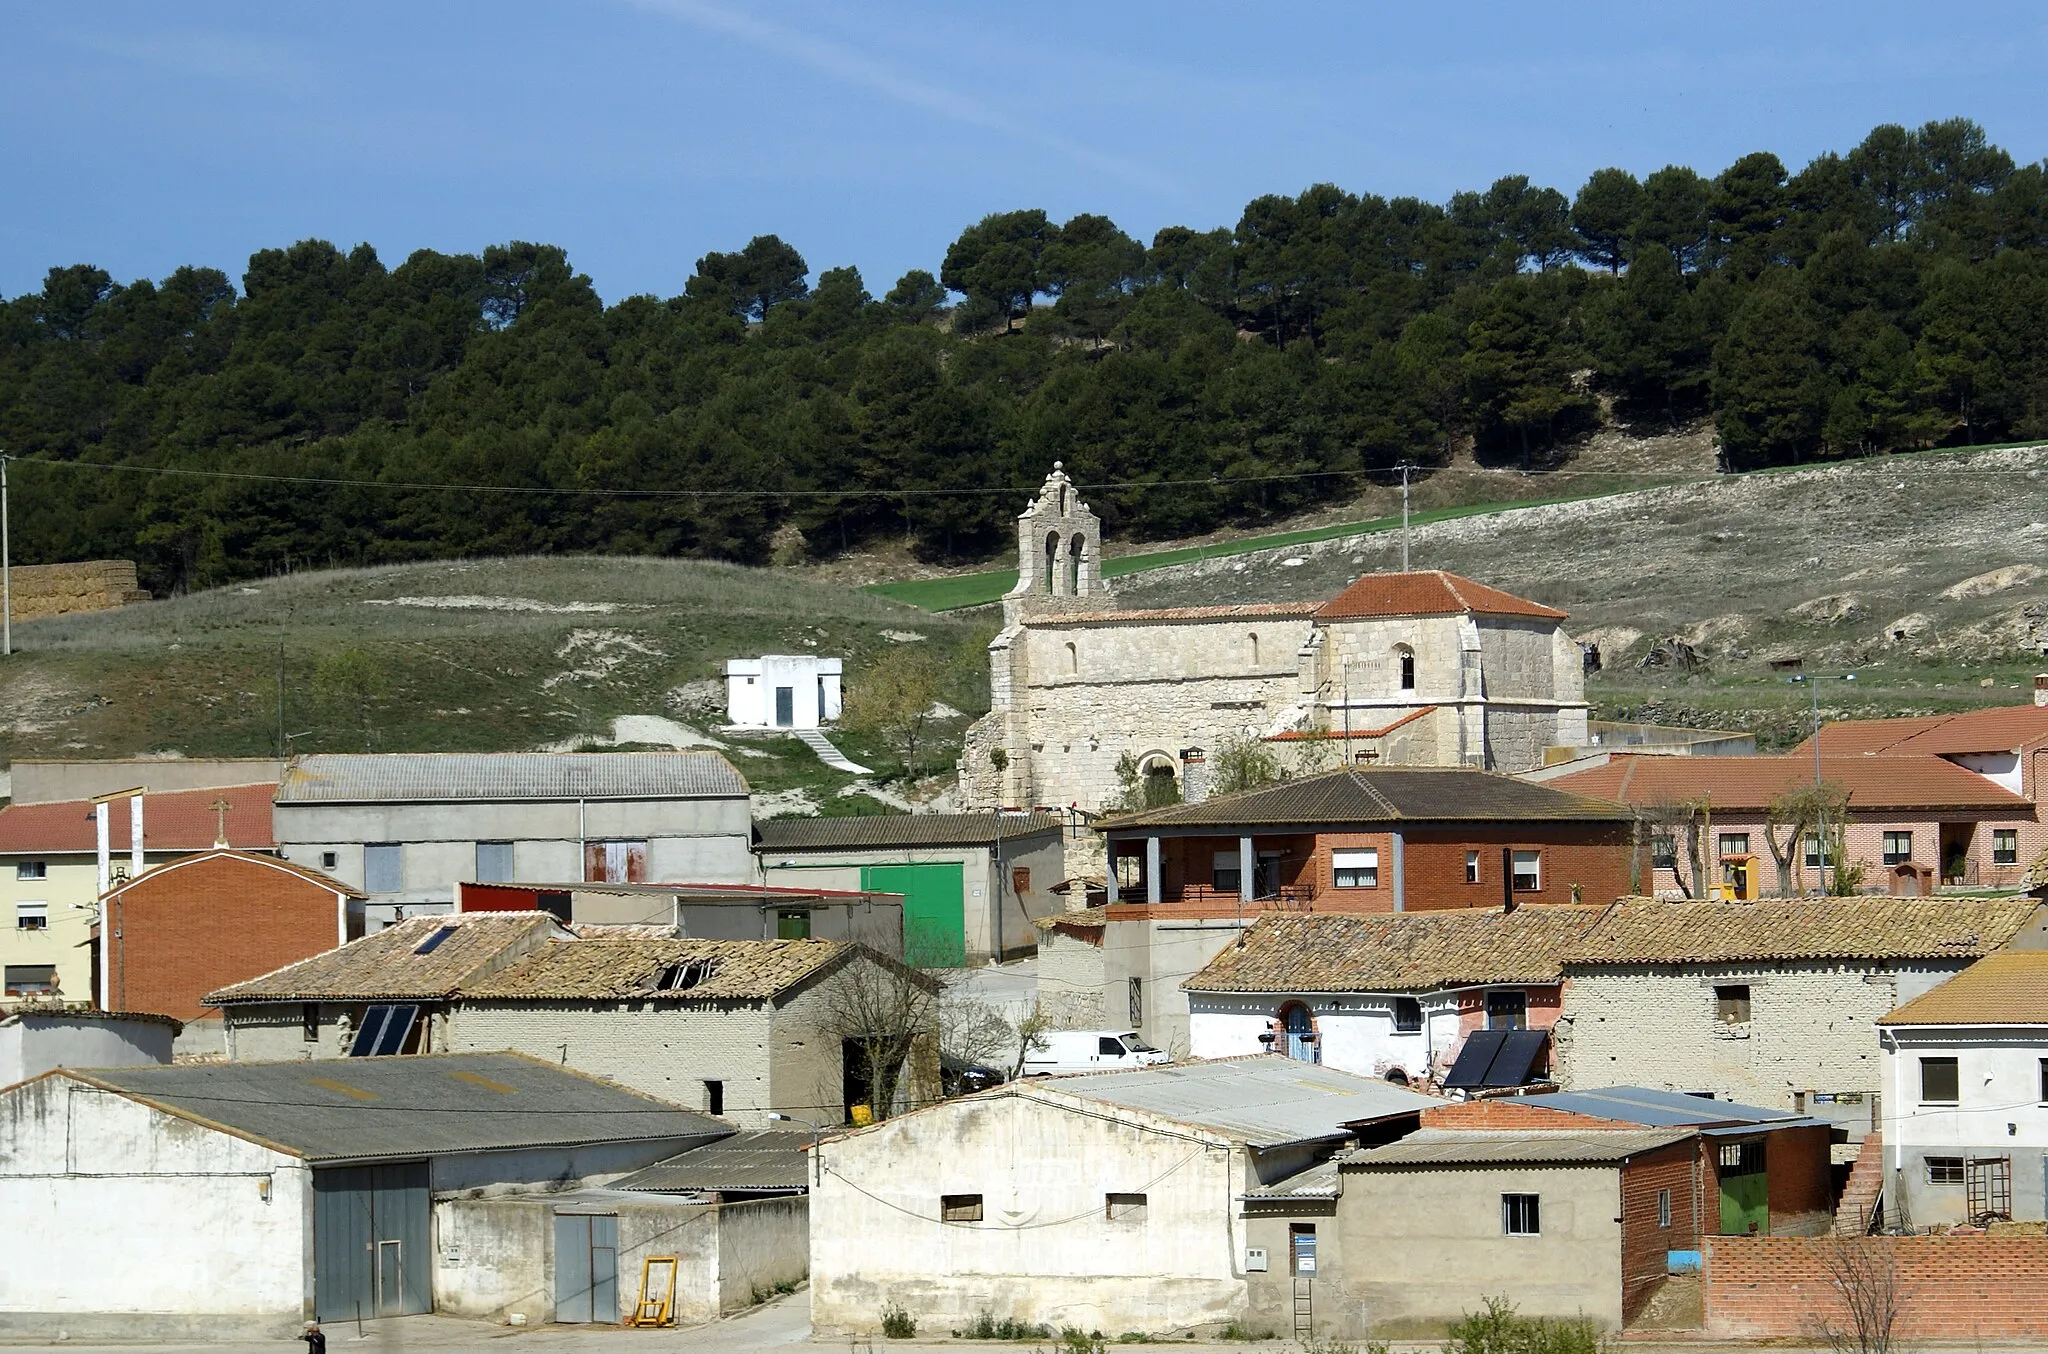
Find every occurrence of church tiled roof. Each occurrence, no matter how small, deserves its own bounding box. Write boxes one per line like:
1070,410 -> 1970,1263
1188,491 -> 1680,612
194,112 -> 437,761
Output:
1315,570 -> 1568,621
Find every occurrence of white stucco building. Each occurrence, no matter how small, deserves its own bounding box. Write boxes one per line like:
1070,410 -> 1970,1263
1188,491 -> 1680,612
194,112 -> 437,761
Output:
726,656 -> 844,730
0,1008 -> 176,1085
960,466 -> 1589,822
1877,949 -> 2048,1226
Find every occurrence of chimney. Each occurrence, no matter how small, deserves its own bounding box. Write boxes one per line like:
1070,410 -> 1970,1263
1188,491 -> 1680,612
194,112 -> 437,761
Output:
2035,674 -> 2047,708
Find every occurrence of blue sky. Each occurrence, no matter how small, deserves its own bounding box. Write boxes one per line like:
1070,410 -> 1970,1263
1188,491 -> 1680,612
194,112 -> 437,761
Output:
5,1 -> 2047,303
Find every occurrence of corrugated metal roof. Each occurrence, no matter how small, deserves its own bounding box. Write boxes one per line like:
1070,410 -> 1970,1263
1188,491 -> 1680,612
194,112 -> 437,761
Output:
1546,752 -> 2030,811
1345,1128 -> 1692,1168
207,913 -> 561,1003
1185,907 -> 1606,993
1534,1086 -> 1808,1127
612,1130 -> 812,1193
1240,1156 -> 1342,1201
276,752 -> 746,803
1316,571 -> 1568,622
1039,1058 -> 1439,1148
0,783 -> 276,854
66,1053 -> 725,1163
755,813 -> 1064,850
1104,767 -> 1631,831
1565,896 -> 2039,965
1879,950 -> 2048,1026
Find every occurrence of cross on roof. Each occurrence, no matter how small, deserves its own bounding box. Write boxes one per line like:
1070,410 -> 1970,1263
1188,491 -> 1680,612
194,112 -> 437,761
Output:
209,798 -> 232,849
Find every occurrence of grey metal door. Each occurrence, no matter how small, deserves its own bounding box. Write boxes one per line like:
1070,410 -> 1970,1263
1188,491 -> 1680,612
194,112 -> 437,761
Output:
554,1213 -> 618,1324
774,686 -> 794,726
313,1162 -> 431,1321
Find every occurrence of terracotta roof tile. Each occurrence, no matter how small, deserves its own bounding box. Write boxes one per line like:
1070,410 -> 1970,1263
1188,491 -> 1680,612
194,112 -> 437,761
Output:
1546,753 -> 2030,811
0,783 -> 275,854
207,912 -> 560,1003
460,936 -> 856,1001
1315,571 -> 1568,622
1183,906 -> 1610,993
1564,896 -> 2040,966
1879,950 -> 2048,1025
1106,767 -> 1631,830
1797,705 -> 2048,758
1029,603 -> 1321,626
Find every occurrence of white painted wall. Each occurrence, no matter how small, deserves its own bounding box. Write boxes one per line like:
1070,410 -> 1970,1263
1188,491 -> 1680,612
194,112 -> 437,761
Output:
1949,751 -> 2024,794
811,1088 -> 1246,1336
1883,1026 -> 2048,1223
0,1077 -> 308,1323
726,656 -> 844,729
1187,992 -> 1459,1081
0,1014 -> 174,1085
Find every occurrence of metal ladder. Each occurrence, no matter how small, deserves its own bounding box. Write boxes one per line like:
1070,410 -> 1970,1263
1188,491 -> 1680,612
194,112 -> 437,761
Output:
1293,1276 -> 1313,1342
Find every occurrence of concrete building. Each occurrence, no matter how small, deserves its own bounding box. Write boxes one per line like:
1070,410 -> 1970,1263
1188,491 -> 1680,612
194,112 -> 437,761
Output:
1033,911 -> 1109,1029
754,813 -> 1066,966
1554,895 -> 2047,1138
4,759 -> 285,805
1090,768 -> 1634,1055
0,784 -> 275,1009
208,913 -> 939,1127
726,655 -> 844,729
271,752 -> 754,922
810,1059 -> 1438,1337
1546,753 -> 2041,897
453,879 -> 907,957
1877,950 -> 2048,1226
1184,908 -> 1608,1089
0,1008 -> 176,1085
0,1053 -> 724,1338
960,466 -> 1590,822
99,849 -> 364,1025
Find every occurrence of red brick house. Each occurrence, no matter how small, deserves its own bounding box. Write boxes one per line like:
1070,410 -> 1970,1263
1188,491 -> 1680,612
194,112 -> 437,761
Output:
1545,752 -> 2039,895
98,849 -> 364,1021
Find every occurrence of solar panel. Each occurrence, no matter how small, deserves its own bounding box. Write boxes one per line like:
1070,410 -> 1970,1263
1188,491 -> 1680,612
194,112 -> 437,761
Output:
348,1004 -> 421,1057
1489,1030 -> 1548,1087
1443,1029 -> 1508,1089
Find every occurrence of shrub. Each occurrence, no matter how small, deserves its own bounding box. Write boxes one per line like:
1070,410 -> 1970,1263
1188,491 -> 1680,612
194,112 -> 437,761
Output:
881,1301 -> 917,1339
1219,1321 -> 1277,1341
1445,1297 -> 1607,1354
957,1312 -> 1053,1340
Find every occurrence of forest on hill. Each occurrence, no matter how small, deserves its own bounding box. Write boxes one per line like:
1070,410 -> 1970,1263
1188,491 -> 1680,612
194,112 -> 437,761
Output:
4,117 -> 2047,593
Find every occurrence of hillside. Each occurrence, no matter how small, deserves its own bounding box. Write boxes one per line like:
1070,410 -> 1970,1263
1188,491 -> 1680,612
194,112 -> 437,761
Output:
1113,443 -> 2048,746
0,556 -> 989,812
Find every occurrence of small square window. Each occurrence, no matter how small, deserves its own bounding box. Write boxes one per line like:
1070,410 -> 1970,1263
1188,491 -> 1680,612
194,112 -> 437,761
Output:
1211,851 -> 1242,893
1657,1188 -> 1672,1229
1465,850 -> 1481,884
1510,850 -> 1540,892
320,851 -> 339,870
1392,997 -> 1423,1033
1333,849 -> 1379,889
1105,1192 -> 1147,1221
15,861 -> 47,881
1502,1193 -> 1540,1236
15,902 -> 49,931
1883,832 -> 1913,867
1715,984 -> 1752,1025
1926,1156 -> 1965,1186
1920,1056 -> 1959,1105
1993,830 -> 2019,866
1803,835 -> 1824,869
1717,833 -> 1750,857
941,1194 -> 984,1222
1486,989 -> 1527,1031
1651,836 -> 1677,869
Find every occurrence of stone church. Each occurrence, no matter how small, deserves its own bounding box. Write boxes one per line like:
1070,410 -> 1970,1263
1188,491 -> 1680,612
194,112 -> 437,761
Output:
959,466 -> 1590,815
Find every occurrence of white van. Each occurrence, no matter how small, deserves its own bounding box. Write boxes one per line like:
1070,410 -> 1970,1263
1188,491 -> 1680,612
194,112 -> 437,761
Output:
1021,1030 -> 1169,1076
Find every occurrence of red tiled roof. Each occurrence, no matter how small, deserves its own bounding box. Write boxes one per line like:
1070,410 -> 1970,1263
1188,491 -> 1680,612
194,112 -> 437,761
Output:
1315,571 -> 1568,621
1547,754 -> 2030,812
0,783 -> 275,854
1795,704 -> 2048,758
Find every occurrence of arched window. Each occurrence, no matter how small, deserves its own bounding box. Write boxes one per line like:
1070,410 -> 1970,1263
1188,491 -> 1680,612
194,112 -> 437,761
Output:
1064,641 -> 1078,676
1396,644 -> 1416,692
1044,532 -> 1061,594
1247,632 -> 1260,667
1067,534 -> 1085,596
1139,758 -> 1180,809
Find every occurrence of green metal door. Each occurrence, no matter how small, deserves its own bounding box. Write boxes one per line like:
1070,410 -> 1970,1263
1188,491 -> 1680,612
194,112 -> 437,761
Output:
1717,1139 -> 1769,1236
862,862 -> 966,967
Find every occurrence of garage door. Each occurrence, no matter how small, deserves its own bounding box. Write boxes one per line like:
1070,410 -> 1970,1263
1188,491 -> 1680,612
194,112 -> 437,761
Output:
314,1162 -> 432,1321
862,863 -> 966,967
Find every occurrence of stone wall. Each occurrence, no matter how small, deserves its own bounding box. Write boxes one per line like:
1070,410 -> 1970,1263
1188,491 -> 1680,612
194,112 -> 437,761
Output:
6,560 -> 150,622
1702,1235 -> 2048,1341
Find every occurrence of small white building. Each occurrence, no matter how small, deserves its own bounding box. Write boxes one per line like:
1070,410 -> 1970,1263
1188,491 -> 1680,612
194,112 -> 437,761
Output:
809,1059 -> 1438,1336
726,656 -> 843,730
1877,948 -> 2048,1226
0,1008 -> 177,1085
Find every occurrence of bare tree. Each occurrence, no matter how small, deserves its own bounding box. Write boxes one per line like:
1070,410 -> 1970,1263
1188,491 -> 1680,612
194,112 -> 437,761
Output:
1765,780 -> 1851,895
1639,798 -> 1712,898
808,947 -> 943,1123
1811,1237 -> 1908,1354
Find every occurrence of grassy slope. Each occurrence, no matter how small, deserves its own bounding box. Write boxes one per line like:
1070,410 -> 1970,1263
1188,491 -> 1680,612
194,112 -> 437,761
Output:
1,557 -> 990,802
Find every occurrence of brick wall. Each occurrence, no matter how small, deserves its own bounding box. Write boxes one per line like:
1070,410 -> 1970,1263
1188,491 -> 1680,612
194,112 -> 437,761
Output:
107,854 -> 344,1021
1636,809 -> 2048,898
1620,1141 -> 1700,1321
6,560 -> 151,622
1703,1235 -> 2048,1340
1402,827 -> 1634,911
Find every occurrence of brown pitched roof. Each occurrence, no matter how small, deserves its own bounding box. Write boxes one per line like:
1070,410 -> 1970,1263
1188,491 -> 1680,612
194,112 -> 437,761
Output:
1564,896 -> 2040,966
755,813 -> 1063,851
1545,753 -> 2031,812
1797,705 -> 2048,758
1315,571 -> 1568,622
1183,906 -> 1608,993
1879,950 -> 2048,1026
0,783 -> 276,855
459,936 -> 864,1002
1104,767 -> 1631,831
206,912 -> 560,1003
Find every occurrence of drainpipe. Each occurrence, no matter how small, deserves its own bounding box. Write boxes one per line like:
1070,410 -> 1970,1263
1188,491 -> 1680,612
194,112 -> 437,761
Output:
577,798 -> 586,879
1390,831 -> 1405,913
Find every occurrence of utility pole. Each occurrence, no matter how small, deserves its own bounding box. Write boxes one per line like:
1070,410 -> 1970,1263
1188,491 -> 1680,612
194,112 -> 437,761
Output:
1396,461 -> 1415,571
2,451 -> 11,657
1789,673 -> 1856,894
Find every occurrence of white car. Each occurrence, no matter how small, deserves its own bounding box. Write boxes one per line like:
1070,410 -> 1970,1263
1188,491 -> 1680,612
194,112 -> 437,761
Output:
1021,1029 -> 1169,1076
